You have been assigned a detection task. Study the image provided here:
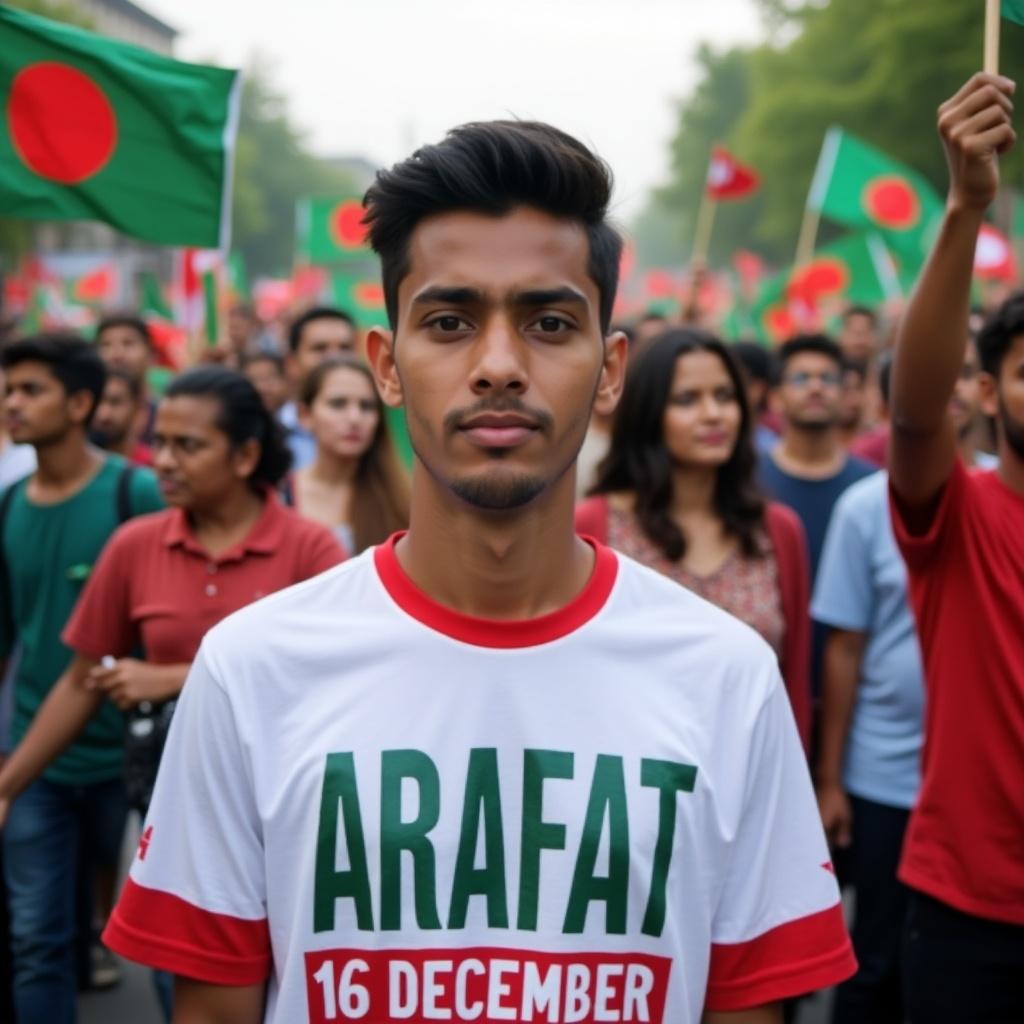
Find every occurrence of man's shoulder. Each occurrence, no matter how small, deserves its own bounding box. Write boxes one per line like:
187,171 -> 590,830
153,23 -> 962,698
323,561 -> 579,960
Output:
612,552 -> 780,670
835,467 -> 886,516
203,548 -> 375,658
843,454 -> 878,484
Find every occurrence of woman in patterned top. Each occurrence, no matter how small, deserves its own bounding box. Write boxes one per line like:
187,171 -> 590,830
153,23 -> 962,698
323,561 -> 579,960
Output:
576,328 -> 811,748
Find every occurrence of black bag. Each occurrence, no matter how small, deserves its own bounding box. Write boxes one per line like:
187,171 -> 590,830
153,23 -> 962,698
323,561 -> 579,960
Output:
122,698 -> 177,813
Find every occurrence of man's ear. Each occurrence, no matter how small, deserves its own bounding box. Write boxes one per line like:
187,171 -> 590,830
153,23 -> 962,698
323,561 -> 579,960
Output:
69,389 -> 98,428
592,331 -> 629,419
366,327 -> 403,409
978,370 -> 999,418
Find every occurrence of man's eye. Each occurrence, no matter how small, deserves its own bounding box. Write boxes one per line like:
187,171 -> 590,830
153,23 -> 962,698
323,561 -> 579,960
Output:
430,316 -> 468,332
532,316 -> 570,333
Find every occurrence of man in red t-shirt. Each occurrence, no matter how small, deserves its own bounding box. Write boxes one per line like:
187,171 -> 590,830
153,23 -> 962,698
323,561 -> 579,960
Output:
889,72 -> 1024,1022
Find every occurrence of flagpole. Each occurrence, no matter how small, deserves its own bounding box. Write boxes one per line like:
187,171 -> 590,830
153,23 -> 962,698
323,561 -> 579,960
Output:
794,203 -> 821,268
985,0 -> 1001,74
692,193 -> 718,265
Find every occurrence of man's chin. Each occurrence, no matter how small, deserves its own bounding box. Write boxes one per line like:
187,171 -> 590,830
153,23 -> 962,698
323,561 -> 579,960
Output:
448,470 -> 548,512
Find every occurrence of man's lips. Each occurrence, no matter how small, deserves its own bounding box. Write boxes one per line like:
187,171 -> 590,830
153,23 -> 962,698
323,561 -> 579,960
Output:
458,414 -> 540,448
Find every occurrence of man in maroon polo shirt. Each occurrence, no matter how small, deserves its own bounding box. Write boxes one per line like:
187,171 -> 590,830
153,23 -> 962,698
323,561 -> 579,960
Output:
888,72 -> 1024,1022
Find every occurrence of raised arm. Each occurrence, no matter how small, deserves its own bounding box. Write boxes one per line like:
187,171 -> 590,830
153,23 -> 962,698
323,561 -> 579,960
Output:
890,73 -> 1016,520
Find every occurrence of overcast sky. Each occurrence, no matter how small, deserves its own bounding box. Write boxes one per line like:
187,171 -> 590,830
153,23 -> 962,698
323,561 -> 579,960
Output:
144,0 -> 766,220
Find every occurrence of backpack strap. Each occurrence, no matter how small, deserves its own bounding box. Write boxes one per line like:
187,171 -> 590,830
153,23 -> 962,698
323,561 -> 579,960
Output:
115,464 -> 137,524
0,480 -> 24,648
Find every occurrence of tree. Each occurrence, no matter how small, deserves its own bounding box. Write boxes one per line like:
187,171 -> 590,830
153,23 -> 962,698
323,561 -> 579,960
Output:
632,45 -> 754,269
231,61 -> 360,278
641,0 -> 1024,267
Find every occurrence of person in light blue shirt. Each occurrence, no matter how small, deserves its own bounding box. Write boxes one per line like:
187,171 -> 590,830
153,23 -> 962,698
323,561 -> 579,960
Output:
812,468 -> 922,1023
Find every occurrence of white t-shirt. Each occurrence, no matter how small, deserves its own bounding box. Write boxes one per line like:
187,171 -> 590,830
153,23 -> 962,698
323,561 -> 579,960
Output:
105,536 -> 854,1023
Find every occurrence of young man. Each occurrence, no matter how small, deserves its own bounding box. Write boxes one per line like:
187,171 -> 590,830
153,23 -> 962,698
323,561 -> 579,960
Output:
888,72 -> 1024,1022
90,368 -> 153,466
811,353 -> 993,1023
104,121 -> 854,1023
280,306 -> 359,468
837,306 -> 879,364
243,352 -> 291,419
95,312 -> 157,442
0,335 -> 163,1023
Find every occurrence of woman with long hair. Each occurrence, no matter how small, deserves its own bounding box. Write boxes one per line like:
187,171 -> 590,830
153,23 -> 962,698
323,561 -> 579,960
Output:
285,356 -> 409,553
0,366 -> 345,1019
576,328 -> 812,747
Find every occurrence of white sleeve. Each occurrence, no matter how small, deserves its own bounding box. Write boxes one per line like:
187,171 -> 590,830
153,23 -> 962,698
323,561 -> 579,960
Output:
705,676 -> 856,1012
102,642 -> 271,985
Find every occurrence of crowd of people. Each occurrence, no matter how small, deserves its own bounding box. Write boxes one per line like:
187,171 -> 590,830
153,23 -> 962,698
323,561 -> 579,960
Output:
0,72 -> 1020,1024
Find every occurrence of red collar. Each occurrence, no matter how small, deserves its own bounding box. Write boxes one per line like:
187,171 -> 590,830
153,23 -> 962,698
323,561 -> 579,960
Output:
161,491 -> 287,563
373,532 -> 618,648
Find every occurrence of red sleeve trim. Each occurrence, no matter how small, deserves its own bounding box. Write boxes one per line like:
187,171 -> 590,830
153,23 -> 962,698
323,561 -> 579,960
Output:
705,902 -> 856,1011
888,459 -> 966,561
103,876 -> 271,986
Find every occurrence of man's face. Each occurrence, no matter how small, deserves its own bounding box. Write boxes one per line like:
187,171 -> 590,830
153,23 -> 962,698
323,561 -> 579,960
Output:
96,324 -> 151,378
368,206 -> 625,511
979,334 -> 1024,461
91,376 -> 140,448
839,313 -> 877,362
244,358 -> 290,415
777,351 -> 843,430
292,317 -> 358,379
3,361 -> 90,446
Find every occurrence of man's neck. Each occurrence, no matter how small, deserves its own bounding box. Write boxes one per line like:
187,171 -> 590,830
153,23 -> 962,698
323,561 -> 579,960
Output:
397,464 -> 593,621
106,435 -> 135,460
31,432 -> 104,497
774,424 -> 845,480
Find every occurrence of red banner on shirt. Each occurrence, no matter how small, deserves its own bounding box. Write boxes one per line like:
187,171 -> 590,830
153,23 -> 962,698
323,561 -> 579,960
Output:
304,946 -> 672,1023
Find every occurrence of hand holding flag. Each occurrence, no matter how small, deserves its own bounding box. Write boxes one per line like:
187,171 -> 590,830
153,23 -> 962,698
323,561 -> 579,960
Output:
938,73 -> 1016,213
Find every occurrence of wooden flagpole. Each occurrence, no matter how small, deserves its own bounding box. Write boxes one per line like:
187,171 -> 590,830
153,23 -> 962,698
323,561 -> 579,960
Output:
985,0 -> 1001,74
794,203 -> 822,268
691,192 -> 718,265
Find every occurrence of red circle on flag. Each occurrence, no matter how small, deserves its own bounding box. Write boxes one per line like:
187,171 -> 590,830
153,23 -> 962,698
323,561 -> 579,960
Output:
354,282 -> 385,306
787,257 -> 849,304
862,175 -> 920,231
8,63 -> 118,184
329,200 -> 369,250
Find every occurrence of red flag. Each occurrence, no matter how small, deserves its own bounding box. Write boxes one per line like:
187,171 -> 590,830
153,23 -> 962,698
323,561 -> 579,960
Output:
975,223 -> 1017,282
71,263 -> 118,304
706,146 -> 760,201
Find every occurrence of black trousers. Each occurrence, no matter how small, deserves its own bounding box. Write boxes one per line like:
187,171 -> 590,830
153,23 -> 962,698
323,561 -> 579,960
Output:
832,795 -> 910,1024
903,890 -> 1024,1023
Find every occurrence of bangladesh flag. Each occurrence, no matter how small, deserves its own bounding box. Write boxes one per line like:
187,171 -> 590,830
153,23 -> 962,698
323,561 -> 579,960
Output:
1004,1 -> 1024,26
297,196 -> 371,264
751,233 -> 900,345
0,4 -> 241,248
807,127 -> 943,270
331,272 -> 387,328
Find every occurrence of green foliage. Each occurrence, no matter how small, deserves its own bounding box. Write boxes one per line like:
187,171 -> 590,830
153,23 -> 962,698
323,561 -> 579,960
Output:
231,61 -> 359,278
636,0 -> 1024,268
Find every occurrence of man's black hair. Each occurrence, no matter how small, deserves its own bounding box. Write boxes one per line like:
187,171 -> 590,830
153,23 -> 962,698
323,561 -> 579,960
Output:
96,312 -> 153,349
777,334 -> 844,373
842,304 -> 877,326
977,290 -> 1024,377
363,120 -> 622,334
1,333 -> 106,424
731,341 -> 779,387
287,306 -> 356,354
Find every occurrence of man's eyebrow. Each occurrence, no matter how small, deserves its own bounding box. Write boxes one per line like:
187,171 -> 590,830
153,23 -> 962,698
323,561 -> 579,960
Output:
511,287 -> 589,309
411,286 -> 485,306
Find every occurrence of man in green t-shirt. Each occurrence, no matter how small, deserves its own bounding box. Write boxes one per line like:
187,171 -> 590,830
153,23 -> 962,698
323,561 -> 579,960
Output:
0,334 -> 162,1024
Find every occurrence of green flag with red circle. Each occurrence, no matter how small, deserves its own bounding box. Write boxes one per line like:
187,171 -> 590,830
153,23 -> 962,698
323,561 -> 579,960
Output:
0,4 -> 240,248
297,196 -> 372,264
807,127 -> 943,272
330,271 -> 387,328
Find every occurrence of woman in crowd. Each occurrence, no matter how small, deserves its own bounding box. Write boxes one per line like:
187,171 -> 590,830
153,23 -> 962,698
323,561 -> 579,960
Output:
284,356 -> 409,554
576,328 -> 812,747
0,366 -> 344,1019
